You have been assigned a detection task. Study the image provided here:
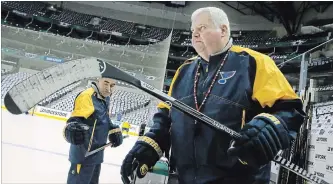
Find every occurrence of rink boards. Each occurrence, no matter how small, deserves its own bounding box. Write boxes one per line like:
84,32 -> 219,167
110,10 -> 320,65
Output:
2,104 -> 140,136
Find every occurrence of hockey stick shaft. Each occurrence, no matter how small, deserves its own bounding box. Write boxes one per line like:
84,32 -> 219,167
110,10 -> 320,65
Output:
85,135 -> 130,157
104,64 -> 329,184
85,142 -> 113,157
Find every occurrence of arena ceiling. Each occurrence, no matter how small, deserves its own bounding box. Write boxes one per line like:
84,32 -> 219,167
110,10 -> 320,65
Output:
221,1 -> 333,35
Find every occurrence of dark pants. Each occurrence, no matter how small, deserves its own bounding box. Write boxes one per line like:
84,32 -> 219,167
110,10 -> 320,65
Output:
169,153 -> 176,172
67,163 -> 101,184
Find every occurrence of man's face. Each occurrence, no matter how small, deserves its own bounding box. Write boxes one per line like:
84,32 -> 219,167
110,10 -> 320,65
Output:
191,12 -> 226,56
98,78 -> 116,97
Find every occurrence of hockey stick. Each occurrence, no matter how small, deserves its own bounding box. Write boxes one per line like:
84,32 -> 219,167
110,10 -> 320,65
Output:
100,63 -> 329,184
4,58 -> 104,114
85,135 -> 129,157
85,142 -> 113,157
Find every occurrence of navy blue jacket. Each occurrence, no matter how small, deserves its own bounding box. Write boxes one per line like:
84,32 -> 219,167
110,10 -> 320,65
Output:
148,44 -> 305,184
66,83 -> 112,165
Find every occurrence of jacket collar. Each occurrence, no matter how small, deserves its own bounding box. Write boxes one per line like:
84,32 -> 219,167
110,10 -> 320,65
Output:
91,82 -> 105,100
211,38 -> 233,56
199,38 -> 233,69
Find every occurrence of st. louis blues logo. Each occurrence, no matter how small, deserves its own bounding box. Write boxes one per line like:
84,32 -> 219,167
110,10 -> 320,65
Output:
98,59 -> 106,74
218,71 -> 236,84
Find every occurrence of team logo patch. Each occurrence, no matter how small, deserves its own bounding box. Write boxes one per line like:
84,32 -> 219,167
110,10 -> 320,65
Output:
140,164 -> 149,176
98,59 -> 106,74
218,71 -> 236,84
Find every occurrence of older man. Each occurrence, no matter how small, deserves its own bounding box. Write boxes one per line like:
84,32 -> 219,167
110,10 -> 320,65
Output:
64,78 -> 123,184
121,7 -> 306,184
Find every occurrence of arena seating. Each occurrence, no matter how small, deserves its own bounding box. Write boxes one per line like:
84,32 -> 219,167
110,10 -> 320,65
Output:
109,89 -> 151,116
121,106 -> 157,126
48,87 -> 84,112
49,9 -> 95,28
270,53 -> 298,61
314,85 -> 333,92
1,72 -> 32,99
171,29 -> 182,43
38,81 -> 82,106
141,26 -> 170,40
101,19 -> 136,35
2,0 -> 330,63
0,1 -> 295,47
2,1 -> 47,16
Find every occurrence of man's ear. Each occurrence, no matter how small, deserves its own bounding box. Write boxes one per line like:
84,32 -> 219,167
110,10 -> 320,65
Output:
219,25 -> 227,37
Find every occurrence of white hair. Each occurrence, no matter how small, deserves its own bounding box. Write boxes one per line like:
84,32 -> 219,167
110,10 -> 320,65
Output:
191,7 -> 230,36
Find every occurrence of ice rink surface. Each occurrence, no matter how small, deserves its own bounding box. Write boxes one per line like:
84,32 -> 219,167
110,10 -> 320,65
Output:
2,110 -> 137,183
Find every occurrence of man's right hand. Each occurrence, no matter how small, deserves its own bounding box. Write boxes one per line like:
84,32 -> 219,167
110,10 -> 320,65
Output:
63,122 -> 89,145
120,134 -> 162,184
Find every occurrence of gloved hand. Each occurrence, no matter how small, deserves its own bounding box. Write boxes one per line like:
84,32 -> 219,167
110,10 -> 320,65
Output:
227,113 -> 291,168
108,124 -> 123,147
63,121 -> 89,145
121,133 -> 163,184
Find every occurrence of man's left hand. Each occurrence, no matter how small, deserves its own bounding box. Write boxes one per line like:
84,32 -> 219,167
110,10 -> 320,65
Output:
227,113 -> 291,168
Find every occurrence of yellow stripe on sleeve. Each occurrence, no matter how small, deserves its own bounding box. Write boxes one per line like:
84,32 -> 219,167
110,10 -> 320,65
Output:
71,88 -> 95,119
231,46 -> 299,108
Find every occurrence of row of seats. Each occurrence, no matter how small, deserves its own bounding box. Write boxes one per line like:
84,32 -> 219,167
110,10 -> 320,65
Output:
109,89 -> 151,116
313,85 -> 333,92
121,106 -> 157,126
4,1 -> 322,47
38,81 -> 82,106
50,9 -> 95,28
1,72 -> 32,99
101,19 -> 136,36
308,56 -> 333,67
48,87 -> 84,112
2,1 -> 46,16
141,26 -> 171,40
269,53 -> 299,61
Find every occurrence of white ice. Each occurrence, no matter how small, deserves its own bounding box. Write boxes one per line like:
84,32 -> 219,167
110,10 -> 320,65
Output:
2,110 -> 137,183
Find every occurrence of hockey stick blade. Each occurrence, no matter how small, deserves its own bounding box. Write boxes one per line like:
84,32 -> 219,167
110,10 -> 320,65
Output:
105,65 -> 330,184
4,58 -> 104,115
274,152 -> 329,184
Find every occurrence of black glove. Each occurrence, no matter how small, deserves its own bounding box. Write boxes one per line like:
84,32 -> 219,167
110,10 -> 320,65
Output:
227,113 -> 291,168
108,124 -> 123,147
121,133 -> 162,184
63,121 -> 89,145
